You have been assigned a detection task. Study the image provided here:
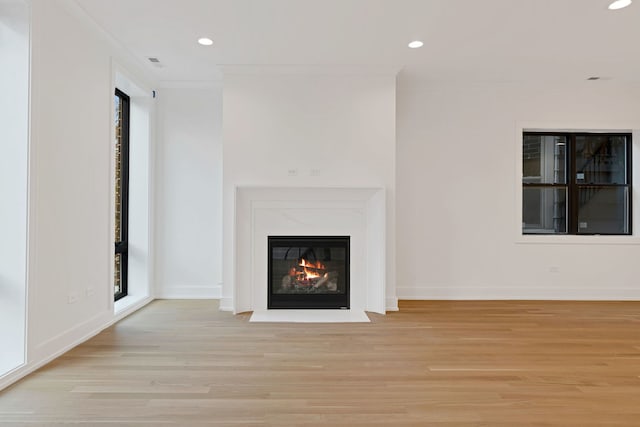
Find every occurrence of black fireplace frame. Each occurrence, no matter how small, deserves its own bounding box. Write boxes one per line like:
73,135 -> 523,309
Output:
267,236 -> 350,309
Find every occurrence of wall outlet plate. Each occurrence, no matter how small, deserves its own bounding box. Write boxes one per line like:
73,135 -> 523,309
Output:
68,292 -> 79,304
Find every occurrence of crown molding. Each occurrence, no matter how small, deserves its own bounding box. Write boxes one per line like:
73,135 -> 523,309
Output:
58,0 -> 158,87
221,64 -> 402,77
158,80 -> 223,89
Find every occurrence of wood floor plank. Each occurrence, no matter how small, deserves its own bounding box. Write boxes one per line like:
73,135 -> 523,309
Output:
1,300 -> 640,426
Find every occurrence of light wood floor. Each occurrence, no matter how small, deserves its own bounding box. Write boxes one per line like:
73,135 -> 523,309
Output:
1,300 -> 640,426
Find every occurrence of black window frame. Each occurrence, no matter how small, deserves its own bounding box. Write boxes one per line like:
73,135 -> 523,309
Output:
114,88 -> 130,301
523,131 -> 632,236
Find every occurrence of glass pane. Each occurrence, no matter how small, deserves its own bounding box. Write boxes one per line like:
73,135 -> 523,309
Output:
523,134 -> 566,184
577,187 -> 629,234
271,245 -> 347,295
114,253 -> 122,296
575,135 -> 628,184
523,187 -> 567,234
114,94 -> 123,243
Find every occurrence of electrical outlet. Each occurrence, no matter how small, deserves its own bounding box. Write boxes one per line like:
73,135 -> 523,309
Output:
287,169 -> 298,176
68,292 -> 79,304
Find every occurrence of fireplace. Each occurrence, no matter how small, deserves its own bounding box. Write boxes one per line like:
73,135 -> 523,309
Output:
227,187 -> 388,315
268,236 -> 350,309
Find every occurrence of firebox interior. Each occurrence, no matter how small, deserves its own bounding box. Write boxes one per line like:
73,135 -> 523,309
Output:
268,236 -> 350,309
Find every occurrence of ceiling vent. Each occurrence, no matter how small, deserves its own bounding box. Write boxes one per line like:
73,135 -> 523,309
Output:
146,57 -> 163,68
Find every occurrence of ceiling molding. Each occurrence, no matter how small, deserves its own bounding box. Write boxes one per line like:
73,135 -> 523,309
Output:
158,80 -> 223,89
61,0 -> 159,87
220,64 -> 402,77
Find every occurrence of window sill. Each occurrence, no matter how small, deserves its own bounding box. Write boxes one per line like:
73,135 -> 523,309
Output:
516,234 -> 640,245
114,294 -> 151,315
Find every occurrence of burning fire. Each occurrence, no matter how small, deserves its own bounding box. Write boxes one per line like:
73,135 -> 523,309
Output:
298,258 -> 326,280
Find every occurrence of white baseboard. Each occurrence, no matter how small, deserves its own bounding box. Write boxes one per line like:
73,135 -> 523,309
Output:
0,364 -> 30,392
0,297 -> 154,393
218,297 -> 234,312
155,285 -> 221,299
397,286 -> 640,301
31,310 -> 114,364
385,297 -> 399,312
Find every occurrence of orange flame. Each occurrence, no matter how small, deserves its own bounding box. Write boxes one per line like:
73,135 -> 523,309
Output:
298,258 -> 326,280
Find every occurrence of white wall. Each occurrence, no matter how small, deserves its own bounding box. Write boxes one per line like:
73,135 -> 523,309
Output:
155,87 -> 223,298
222,72 -> 397,311
27,0 -> 115,361
397,78 -> 640,299
0,0 -> 29,375
1,0 -> 156,390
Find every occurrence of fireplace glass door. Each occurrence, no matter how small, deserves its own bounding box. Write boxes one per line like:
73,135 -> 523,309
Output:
268,236 -> 350,309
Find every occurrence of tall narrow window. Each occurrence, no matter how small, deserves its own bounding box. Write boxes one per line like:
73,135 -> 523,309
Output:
114,89 -> 130,300
523,132 -> 632,235
0,0 -> 30,376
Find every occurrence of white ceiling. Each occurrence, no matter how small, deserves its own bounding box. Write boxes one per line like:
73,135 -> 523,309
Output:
73,0 -> 640,84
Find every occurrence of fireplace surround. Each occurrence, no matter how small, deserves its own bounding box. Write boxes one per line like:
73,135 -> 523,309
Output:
225,186 -> 390,315
268,236 -> 350,309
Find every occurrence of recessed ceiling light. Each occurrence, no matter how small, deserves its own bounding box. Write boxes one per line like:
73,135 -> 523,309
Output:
608,0 -> 632,10
408,40 -> 424,49
198,37 -> 214,46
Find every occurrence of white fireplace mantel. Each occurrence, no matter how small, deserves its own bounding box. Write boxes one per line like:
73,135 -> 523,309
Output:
228,186 -> 387,314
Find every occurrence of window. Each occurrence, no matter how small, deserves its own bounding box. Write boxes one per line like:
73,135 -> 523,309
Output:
114,89 -> 130,300
522,132 -> 631,235
0,0 -> 29,376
